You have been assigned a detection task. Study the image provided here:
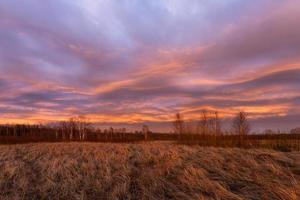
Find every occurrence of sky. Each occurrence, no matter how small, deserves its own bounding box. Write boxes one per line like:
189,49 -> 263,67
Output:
0,0 -> 300,132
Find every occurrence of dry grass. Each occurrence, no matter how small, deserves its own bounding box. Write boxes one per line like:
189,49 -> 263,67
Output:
0,142 -> 299,200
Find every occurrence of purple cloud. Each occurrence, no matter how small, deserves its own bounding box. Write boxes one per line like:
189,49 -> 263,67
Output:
0,0 -> 299,131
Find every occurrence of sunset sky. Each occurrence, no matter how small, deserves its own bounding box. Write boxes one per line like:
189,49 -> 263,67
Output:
0,1 -> 300,131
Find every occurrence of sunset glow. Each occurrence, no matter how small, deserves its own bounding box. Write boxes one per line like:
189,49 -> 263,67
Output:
0,1 -> 300,131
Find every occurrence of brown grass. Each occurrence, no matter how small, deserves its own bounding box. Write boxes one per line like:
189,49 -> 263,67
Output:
0,142 -> 299,200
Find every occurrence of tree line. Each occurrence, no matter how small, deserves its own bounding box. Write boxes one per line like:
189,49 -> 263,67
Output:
0,111 -> 299,150
0,116 -> 147,143
173,110 -> 300,150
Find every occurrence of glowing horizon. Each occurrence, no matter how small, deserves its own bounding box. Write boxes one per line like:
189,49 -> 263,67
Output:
0,1 -> 300,131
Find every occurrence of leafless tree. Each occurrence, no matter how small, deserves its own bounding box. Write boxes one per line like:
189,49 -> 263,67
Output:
77,116 -> 90,141
68,118 -> 77,141
198,110 -> 209,135
173,113 -> 185,139
232,111 -> 250,146
60,121 -> 67,140
214,111 -> 221,136
264,129 -> 275,135
142,125 -> 149,140
290,127 -> 300,134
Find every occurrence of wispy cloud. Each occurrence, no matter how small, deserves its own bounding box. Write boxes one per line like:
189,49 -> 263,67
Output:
0,0 -> 299,130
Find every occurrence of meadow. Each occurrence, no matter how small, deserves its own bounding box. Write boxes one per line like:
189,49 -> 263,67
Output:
0,142 -> 299,200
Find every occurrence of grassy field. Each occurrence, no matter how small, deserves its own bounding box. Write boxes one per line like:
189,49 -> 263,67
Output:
0,142 -> 299,200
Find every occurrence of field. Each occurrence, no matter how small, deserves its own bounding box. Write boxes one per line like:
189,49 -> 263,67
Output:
0,142 -> 299,200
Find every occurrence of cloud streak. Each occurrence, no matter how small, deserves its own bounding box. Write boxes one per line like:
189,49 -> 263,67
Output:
0,0 -> 299,131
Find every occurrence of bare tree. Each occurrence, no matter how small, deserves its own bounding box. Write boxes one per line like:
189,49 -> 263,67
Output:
77,116 -> 90,141
173,113 -> 185,139
142,125 -> 149,140
232,111 -> 250,146
290,127 -> 300,134
68,118 -> 77,141
214,111 -> 221,136
55,127 -> 59,140
198,110 -> 208,135
60,121 -> 67,140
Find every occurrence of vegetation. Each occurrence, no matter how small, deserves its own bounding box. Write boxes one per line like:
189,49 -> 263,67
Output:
0,142 -> 299,200
0,111 -> 299,199
173,111 -> 300,151
0,111 -> 300,151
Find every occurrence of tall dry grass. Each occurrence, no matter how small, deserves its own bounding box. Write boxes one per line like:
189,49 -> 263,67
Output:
0,142 -> 299,200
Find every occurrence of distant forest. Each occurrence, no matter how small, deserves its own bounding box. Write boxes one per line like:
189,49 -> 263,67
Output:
0,111 -> 299,151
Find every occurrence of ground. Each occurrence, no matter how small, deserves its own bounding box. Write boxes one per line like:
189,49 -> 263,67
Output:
0,142 -> 299,200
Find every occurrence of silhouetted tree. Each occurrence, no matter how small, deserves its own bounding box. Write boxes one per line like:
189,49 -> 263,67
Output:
198,110 -> 208,135
290,127 -> 300,134
232,111 -> 250,146
68,118 -> 77,140
77,116 -> 90,141
142,125 -> 149,140
264,129 -> 275,135
173,113 -> 184,140
214,111 -> 221,135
